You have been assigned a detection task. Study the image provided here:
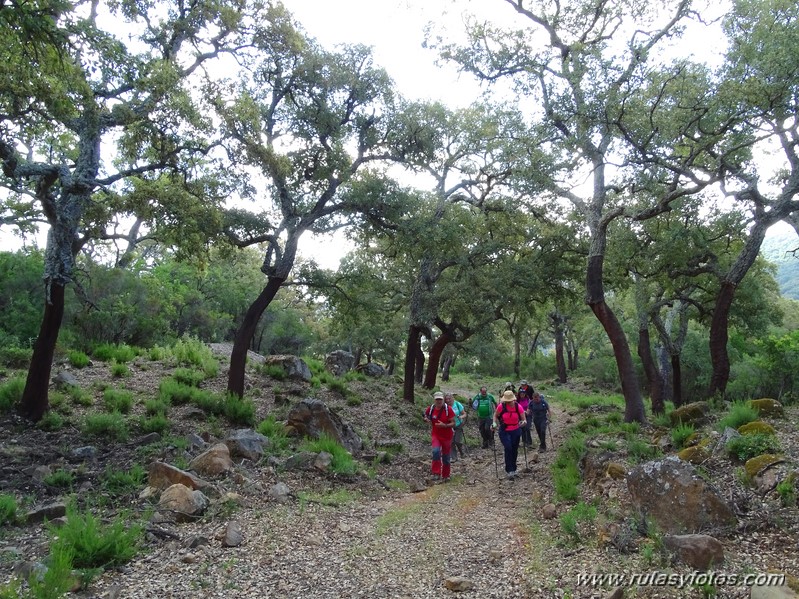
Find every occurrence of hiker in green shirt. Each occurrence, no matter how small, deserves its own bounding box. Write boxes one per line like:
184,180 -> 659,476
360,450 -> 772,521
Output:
471,386 -> 497,449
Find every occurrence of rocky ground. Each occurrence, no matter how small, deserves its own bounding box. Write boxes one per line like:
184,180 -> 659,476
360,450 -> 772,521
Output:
0,348 -> 798,599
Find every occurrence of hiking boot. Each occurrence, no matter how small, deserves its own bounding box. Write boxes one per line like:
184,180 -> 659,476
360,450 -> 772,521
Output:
539,445 -> 546,452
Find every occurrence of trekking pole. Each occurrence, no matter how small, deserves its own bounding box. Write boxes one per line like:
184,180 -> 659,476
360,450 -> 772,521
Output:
491,428 -> 499,479
522,434 -> 529,471
547,418 -> 555,449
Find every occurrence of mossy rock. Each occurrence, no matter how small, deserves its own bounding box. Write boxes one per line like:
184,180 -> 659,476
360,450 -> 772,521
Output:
678,445 -> 710,465
738,420 -> 776,436
748,398 -> 784,418
669,402 -> 710,427
744,453 -> 784,478
683,432 -> 702,447
605,462 -> 627,480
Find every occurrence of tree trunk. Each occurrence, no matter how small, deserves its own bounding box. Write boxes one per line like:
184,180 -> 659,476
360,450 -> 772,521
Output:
414,344 -> 425,384
552,312 -> 567,383
18,283 -> 65,422
657,344 -> 673,403
441,354 -> 454,381
637,327 -> 664,415
227,277 -> 284,398
424,331 -> 453,388
587,256 -> 646,423
708,281 -> 736,396
513,330 -> 521,380
353,348 -> 362,367
403,325 -> 422,402
671,354 -> 683,408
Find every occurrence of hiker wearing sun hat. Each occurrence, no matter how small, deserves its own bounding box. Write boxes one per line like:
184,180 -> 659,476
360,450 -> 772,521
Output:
492,389 -> 527,479
424,391 -> 456,481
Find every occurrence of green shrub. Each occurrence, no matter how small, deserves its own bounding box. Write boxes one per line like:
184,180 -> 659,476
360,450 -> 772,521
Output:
103,388 -> 133,413
260,364 -> 288,380
49,505 -> 143,569
256,416 -> 290,452
158,377 -> 200,405
0,346 -> 32,369
726,432 -> 780,461
68,350 -> 91,368
140,414 -> 170,435
172,367 -> 205,387
92,343 -> 116,362
83,412 -> 129,442
326,378 -> 349,395
222,393 -> 255,426
304,357 -> 325,375
43,469 -> 75,489
102,465 -> 147,496
671,423 -> 696,450
144,398 -> 170,415
627,439 -> 660,462
67,384 -> 93,406
559,501 -> 598,544
148,345 -> 171,361
343,370 -> 367,383
553,461 -> 581,501
0,376 -> 25,412
27,542 -> 76,599
300,434 -> 357,475
38,410 -> 65,431
776,479 -> 796,507
110,361 -> 130,378
0,494 -> 18,525
191,390 -> 223,415
717,400 -> 759,431
172,336 -> 214,369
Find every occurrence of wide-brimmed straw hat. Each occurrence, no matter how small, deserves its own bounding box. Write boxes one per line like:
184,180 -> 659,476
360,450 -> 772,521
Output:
501,390 -> 516,402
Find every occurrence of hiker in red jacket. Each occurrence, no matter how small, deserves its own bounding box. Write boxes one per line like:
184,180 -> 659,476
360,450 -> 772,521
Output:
424,391 -> 456,481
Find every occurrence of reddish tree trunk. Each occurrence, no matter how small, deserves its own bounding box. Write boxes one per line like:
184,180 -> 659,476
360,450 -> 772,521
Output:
441,354 -> 454,381
671,354 -> 683,407
227,277 -> 284,398
587,256 -> 646,423
18,283 -> 65,422
414,344 -> 425,384
403,325 -> 422,402
424,331 -> 453,389
637,327 -> 665,415
708,281 -> 736,396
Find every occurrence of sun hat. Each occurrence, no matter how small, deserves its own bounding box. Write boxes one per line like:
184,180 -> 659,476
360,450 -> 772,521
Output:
433,391 -> 445,399
504,381 -> 513,387
520,379 -> 528,385
501,390 -> 516,402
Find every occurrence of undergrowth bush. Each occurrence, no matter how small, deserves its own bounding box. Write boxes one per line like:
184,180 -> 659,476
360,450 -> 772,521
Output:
726,432 -> 780,461
300,434 -> 357,475
49,504 -> 143,569
717,400 -> 759,431
103,388 -> 133,413
83,412 -> 129,442
172,368 -> 205,387
0,494 -> 17,526
102,465 -> 147,496
0,377 -> 24,412
68,350 -> 91,368
256,416 -> 290,452
222,393 -> 256,426
140,414 -> 171,435
671,423 -> 695,449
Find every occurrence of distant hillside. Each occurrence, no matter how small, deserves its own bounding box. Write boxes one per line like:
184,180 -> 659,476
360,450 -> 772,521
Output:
762,225 -> 799,299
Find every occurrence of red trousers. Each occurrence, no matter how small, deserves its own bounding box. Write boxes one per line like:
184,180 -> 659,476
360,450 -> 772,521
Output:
431,431 -> 453,478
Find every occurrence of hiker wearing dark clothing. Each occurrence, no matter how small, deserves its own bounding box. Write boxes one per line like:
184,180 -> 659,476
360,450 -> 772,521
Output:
492,390 -> 527,479
424,391 -> 455,481
516,380 -> 535,448
529,391 -> 552,452
471,386 -> 497,449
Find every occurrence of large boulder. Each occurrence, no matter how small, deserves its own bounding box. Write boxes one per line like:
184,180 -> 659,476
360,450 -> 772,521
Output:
224,429 -> 269,462
749,398 -> 784,418
325,350 -> 355,376
627,457 -> 736,534
356,362 -> 386,377
663,534 -> 724,570
286,398 -> 363,454
157,483 -> 209,522
263,355 -> 312,382
188,443 -> 234,477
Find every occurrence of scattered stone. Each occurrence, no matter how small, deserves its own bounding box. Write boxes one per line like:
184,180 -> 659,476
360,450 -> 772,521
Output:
739,421 -> 776,436
269,482 -> 292,503
314,451 -> 333,471
286,398 -> 363,454
443,576 -> 474,592
189,443 -> 234,477
678,445 -> 710,465
357,362 -> 386,377
26,502 -> 67,524
749,398 -> 784,418
408,479 -> 427,493
744,454 -> 784,479
185,535 -> 210,549
262,355 -> 312,381
52,371 -> 79,387
221,521 -> 244,547
605,588 -> 624,599
157,483 -> 209,522
627,457 -> 736,534
325,350 -> 355,376
69,446 -> 98,462
669,401 -> 710,426
148,461 -> 212,492
542,504 -> 557,519
133,432 -> 161,446
225,429 -> 269,462
663,534 -> 725,570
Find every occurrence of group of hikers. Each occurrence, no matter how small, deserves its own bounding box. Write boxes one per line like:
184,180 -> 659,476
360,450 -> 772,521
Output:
422,380 -> 551,481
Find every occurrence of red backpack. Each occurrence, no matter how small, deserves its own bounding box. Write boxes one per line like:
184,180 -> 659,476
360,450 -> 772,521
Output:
426,403 -> 452,424
496,402 -> 523,430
